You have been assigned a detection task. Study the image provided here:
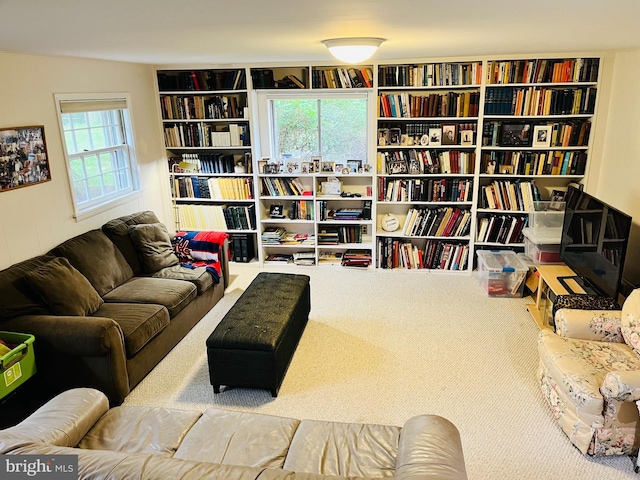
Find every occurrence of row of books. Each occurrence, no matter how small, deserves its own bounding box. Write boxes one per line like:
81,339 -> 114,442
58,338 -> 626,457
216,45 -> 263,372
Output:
285,200 -> 314,220
169,153 -> 251,174
476,214 -> 527,244
311,67 -> 373,89
482,120 -> 591,147
378,149 -> 475,175
158,70 -> 246,92
484,86 -> 597,116
379,91 -> 480,118
377,238 -> 469,271
250,70 -> 308,89
400,207 -> 472,238
378,62 -> 483,87
261,177 -> 307,196
317,201 -> 370,221
379,178 -> 472,203
317,226 -> 365,244
172,176 -> 253,200
176,204 -> 256,231
480,150 -> 587,176
164,123 -> 250,148
160,95 -> 245,120
486,58 -> 600,85
229,233 -> 255,263
480,180 -> 540,211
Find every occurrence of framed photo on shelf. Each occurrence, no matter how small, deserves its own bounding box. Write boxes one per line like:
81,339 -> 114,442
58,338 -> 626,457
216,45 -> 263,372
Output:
419,133 -> 430,146
409,158 -> 421,174
428,128 -> 442,146
264,163 -> 279,174
311,156 -> 321,173
389,128 -> 402,146
460,130 -> 474,146
364,164 -> 372,173
269,204 -> 285,218
400,134 -> 412,146
258,158 -> 268,173
441,124 -> 457,145
388,159 -> 408,174
346,160 -> 362,173
300,162 -> 311,174
499,165 -> 514,174
320,161 -> 334,173
500,123 -> 531,146
0,125 -> 51,192
532,125 -> 552,147
285,161 -> 300,174
377,128 -> 390,146
334,163 -> 344,174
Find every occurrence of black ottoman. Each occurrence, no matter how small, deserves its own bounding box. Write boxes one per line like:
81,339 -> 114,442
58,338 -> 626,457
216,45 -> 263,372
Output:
206,272 -> 310,397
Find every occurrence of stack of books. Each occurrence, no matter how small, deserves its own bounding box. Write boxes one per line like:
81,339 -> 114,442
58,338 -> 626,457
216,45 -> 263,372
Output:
333,208 -> 363,220
341,250 -> 372,268
261,227 -> 286,244
293,251 -> 315,266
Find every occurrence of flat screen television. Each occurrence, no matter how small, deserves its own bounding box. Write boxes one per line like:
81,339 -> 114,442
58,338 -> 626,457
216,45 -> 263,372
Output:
559,186 -> 632,298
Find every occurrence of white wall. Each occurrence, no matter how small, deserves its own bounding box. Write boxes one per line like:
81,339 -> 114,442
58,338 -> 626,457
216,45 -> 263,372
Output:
0,52 -> 170,270
596,49 -> 640,286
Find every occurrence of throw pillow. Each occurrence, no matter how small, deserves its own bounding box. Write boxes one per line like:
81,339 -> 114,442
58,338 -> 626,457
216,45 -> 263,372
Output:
128,223 -> 180,273
23,257 -> 103,316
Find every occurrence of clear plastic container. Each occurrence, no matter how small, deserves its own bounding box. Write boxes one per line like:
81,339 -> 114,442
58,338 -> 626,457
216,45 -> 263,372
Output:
476,250 -> 529,297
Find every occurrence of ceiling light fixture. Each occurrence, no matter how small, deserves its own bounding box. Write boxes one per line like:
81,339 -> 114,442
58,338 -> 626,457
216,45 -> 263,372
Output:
322,37 -> 386,64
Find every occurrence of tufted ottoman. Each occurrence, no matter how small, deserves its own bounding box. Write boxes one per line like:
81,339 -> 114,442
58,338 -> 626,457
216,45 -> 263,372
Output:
206,272 -> 311,396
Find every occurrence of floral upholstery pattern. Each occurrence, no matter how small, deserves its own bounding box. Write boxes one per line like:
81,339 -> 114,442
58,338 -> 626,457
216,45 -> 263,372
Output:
538,292 -> 640,456
554,309 -> 623,342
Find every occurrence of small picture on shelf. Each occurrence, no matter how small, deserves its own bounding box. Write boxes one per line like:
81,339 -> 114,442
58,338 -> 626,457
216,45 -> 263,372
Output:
269,204 -> 285,218
441,124 -> 457,145
364,164 -> 372,173
389,128 -> 402,146
347,160 -> 362,173
321,161 -> 335,173
311,156 -> 321,173
400,134 -> 412,146
549,189 -> 567,210
409,158 -> 421,174
460,130 -> 474,146
342,167 -> 350,174
419,133 -> 430,146
377,128 -> 390,146
263,163 -> 279,174
499,165 -> 514,174
300,162 -> 311,174
500,123 -> 531,146
532,125 -> 552,148
388,159 -> 408,174
286,161 -> 300,174
428,128 -> 442,146
258,158 -> 268,173
334,163 -> 344,174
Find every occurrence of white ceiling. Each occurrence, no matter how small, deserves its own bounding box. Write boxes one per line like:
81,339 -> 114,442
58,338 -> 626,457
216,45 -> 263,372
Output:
1,0 -> 640,66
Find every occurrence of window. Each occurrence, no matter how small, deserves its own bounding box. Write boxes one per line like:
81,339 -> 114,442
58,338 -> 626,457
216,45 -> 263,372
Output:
55,93 -> 140,219
268,94 -> 368,163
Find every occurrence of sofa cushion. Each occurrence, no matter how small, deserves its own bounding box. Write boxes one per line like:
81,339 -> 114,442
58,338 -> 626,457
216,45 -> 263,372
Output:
174,408 -> 300,468
79,405 -> 201,455
92,303 -> 170,357
0,254 -> 58,320
102,211 -> 161,275
283,419 -> 400,478
50,229 -> 134,297
23,257 -> 103,316
151,265 -> 213,295
103,277 -> 196,318
128,223 -> 180,273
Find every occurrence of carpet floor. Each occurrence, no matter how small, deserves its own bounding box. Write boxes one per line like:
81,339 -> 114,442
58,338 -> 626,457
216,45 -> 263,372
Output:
124,265 -> 638,479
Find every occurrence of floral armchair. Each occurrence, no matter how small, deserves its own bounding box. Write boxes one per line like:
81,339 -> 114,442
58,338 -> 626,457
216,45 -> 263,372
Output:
537,289 -> 640,456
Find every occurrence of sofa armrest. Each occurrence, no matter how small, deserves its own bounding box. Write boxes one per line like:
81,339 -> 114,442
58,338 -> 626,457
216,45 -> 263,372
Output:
0,388 -> 108,452
3,314 -> 125,357
601,371 -> 640,402
395,415 -> 467,480
2,314 -> 130,404
554,309 -> 624,342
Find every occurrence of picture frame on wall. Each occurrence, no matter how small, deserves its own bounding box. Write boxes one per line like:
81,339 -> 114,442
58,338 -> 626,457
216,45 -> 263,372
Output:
0,125 -> 51,192
532,125 -> 552,148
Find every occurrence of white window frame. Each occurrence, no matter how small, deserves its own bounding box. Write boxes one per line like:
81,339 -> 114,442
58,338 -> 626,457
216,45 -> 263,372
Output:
254,90 -> 374,162
55,92 -> 141,221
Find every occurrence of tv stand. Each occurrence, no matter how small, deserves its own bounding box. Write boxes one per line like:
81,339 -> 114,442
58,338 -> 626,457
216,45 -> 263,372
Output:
557,275 -> 600,296
527,265 -> 586,330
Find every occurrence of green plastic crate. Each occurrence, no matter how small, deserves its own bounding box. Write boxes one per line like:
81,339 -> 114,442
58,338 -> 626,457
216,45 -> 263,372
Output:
0,331 -> 36,400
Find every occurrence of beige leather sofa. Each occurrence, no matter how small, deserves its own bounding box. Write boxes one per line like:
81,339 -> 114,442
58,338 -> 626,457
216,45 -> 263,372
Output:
0,388 -> 468,479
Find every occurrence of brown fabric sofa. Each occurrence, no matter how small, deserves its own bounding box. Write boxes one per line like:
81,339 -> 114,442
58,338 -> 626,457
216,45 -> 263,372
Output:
0,388 -> 468,479
0,211 -> 228,405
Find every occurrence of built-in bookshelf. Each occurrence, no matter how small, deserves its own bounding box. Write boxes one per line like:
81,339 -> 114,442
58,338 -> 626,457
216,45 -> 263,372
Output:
158,67 -> 258,263
155,55 -> 601,272
375,61 -> 481,271
475,57 -> 600,258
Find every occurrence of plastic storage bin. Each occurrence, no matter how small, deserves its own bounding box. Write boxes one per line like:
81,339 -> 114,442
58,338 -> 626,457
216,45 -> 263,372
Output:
0,332 -> 36,400
522,227 -> 562,264
530,201 -> 566,229
477,250 -> 529,297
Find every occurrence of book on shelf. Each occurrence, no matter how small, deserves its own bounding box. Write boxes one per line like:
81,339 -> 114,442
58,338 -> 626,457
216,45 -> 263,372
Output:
265,253 -> 294,264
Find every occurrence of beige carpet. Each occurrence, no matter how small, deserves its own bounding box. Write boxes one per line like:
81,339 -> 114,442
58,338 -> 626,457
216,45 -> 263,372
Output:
124,265 -> 638,479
